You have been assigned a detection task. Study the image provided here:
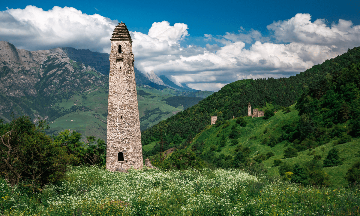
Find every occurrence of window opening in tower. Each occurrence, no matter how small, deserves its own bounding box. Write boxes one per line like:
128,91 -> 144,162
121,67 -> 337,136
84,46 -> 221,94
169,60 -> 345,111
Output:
118,152 -> 124,161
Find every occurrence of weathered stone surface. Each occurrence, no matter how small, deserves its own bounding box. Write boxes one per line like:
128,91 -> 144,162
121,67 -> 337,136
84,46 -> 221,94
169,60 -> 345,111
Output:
252,108 -> 258,118
106,22 -> 143,172
211,116 -> 218,125
258,110 -> 264,117
145,158 -> 158,169
248,102 -> 264,118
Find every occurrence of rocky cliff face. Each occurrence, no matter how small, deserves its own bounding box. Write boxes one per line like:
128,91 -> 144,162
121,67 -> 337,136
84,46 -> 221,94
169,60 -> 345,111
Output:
0,41 -> 107,122
0,41 -> 106,97
0,41 -> 209,141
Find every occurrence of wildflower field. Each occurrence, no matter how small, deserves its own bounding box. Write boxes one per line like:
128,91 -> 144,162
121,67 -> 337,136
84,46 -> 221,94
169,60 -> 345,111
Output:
1,166 -> 359,215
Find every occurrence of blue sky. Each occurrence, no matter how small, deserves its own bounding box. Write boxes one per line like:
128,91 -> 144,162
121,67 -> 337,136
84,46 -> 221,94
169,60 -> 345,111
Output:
1,0 -> 360,91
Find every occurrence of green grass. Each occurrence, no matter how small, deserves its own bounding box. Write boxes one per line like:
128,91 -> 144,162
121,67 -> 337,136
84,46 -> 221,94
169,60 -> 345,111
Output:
165,103 -> 360,188
46,86 -> 200,140
1,166 -> 359,215
142,141 -> 157,153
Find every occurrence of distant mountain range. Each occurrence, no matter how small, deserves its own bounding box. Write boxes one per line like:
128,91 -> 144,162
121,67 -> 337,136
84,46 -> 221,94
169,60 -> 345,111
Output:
61,47 -> 197,92
0,41 -> 213,141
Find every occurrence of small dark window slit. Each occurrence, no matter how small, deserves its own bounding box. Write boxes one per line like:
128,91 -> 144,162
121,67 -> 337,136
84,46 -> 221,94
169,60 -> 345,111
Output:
121,116 -> 122,119
118,45 -> 122,53
118,152 -> 124,161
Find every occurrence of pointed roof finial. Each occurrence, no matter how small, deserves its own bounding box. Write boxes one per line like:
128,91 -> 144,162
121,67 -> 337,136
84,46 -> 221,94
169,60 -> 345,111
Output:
110,22 -> 132,42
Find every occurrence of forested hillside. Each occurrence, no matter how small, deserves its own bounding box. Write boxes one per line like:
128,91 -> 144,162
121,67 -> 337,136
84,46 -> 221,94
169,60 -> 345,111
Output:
142,47 -> 360,158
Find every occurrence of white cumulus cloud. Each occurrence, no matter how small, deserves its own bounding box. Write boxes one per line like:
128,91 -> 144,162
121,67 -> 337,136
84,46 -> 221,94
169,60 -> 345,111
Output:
267,13 -> 360,49
0,7 -> 359,91
0,5 -> 116,53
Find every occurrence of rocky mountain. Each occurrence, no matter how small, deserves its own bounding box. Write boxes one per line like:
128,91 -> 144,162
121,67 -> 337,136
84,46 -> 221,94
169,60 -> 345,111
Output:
0,41 -> 213,141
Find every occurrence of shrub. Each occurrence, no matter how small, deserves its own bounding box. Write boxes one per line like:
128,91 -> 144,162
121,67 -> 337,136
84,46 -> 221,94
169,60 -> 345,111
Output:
345,161 -> 360,185
337,132 -> 352,144
294,137 -> 318,151
291,164 -> 309,185
282,106 -> 291,114
53,130 -> 86,166
233,151 -> 246,168
83,136 -> 107,167
0,116 -> 69,192
222,121 -> 230,128
215,120 -> 223,127
230,139 -> 238,146
244,162 -> 268,176
266,152 -> 275,159
215,154 -> 233,168
261,137 -> 269,145
219,134 -> 226,147
313,155 -> 322,160
210,145 -> 217,152
323,148 -> 342,167
263,109 -> 275,120
161,149 -> 206,170
349,117 -> 360,137
254,154 -> 267,163
268,136 -> 278,147
305,159 -> 330,187
279,162 -> 293,177
283,147 -> 298,158
229,125 -> 239,139
236,117 -> 247,127
273,159 -> 282,167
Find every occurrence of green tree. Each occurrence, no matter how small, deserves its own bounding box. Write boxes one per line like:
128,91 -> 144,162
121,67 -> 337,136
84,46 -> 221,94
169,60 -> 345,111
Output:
233,151 -> 245,168
172,133 -> 182,145
229,125 -> 239,139
305,159 -> 329,186
283,147 -> 298,158
53,130 -> 86,166
219,134 -> 227,147
236,117 -> 247,127
323,148 -> 342,167
345,161 -> 360,186
84,136 -> 107,167
263,109 -> 275,120
0,116 -> 69,192
291,164 -> 309,185
161,149 -> 205,170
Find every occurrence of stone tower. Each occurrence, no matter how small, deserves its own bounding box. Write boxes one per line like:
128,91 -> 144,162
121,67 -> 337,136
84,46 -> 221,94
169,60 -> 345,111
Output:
248,102 -> 251,116
106,22 -> 143,172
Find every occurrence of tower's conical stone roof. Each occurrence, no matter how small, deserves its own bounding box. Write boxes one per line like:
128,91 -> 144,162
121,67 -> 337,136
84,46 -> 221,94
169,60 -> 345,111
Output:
110,22 -> 132,42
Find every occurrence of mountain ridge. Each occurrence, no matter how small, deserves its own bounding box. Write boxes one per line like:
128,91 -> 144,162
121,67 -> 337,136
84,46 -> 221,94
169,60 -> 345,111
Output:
0,41 -> 213,141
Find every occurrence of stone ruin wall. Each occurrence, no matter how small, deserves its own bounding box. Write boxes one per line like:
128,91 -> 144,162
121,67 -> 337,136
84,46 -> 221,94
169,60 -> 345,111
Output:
212,103 -> 265,123
211,116 -> 218,125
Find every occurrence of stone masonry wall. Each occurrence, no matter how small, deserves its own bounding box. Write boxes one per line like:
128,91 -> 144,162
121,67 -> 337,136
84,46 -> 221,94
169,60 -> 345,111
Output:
106,23 -> 143,172
211,116 -> 218,125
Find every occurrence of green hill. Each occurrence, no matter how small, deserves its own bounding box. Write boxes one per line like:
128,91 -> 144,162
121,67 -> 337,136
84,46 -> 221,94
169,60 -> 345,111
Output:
142,46 -> 360,188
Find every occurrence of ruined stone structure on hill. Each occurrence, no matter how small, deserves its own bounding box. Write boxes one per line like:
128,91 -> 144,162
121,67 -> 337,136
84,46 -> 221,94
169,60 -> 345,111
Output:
211,103 -> 264,124
211,116 -> 218,125
248,102 -> 264,118
106,22 -> 143,172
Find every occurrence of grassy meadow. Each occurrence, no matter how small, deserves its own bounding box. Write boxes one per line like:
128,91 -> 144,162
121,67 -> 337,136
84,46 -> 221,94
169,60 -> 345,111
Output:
1,166 -> 359,215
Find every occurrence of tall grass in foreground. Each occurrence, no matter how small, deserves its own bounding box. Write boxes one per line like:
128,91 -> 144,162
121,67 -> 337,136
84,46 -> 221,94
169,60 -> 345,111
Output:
1,166 -> 359,215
